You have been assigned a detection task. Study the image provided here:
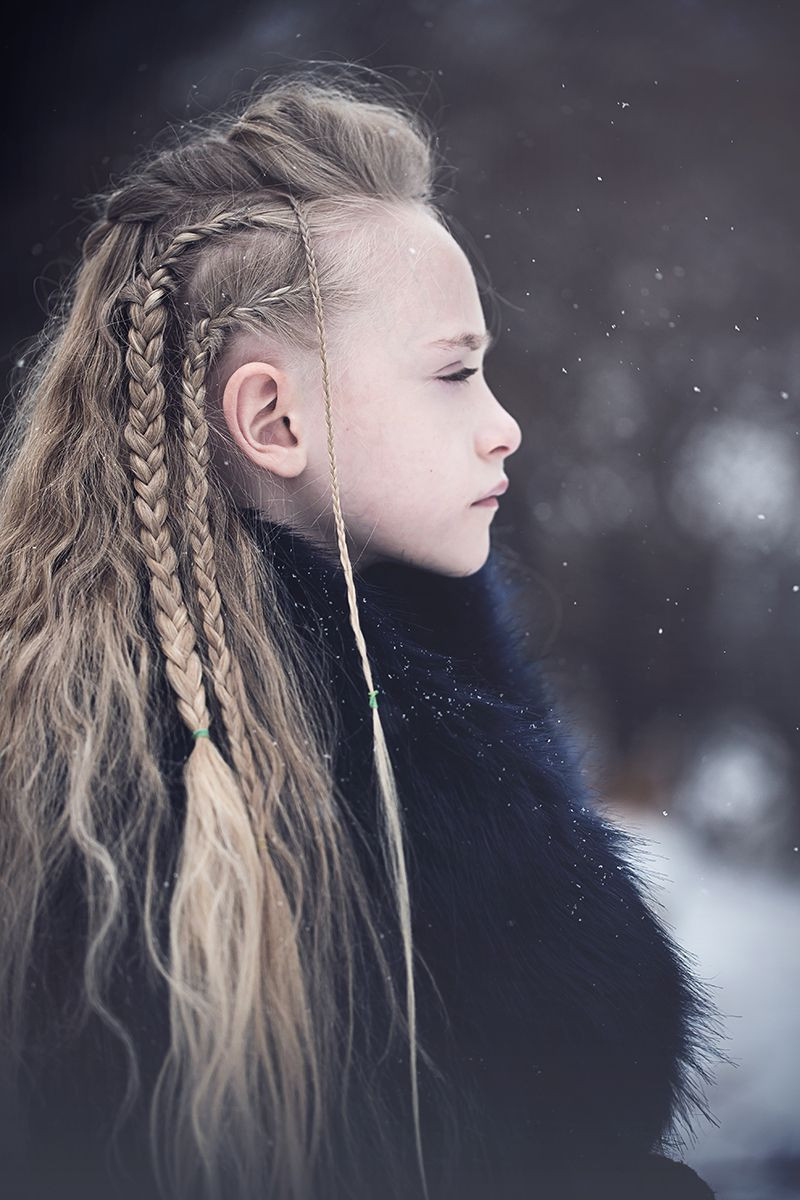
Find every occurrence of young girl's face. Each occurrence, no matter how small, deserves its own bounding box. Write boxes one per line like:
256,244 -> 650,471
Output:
220,204 -> 522,576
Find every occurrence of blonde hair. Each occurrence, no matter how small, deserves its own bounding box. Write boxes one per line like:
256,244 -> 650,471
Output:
0,67 -> 461,1200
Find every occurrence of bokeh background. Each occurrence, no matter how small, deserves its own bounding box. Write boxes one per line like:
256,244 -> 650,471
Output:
4,2 -> 799,1197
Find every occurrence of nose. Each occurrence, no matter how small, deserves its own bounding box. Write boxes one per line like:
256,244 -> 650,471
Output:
480,383 -> 523,458
504,409 -> 523,456
493,400 -> 522,457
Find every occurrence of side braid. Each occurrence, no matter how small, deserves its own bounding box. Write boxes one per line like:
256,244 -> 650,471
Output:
123,267 -> 216,753
179,304 -> 291,855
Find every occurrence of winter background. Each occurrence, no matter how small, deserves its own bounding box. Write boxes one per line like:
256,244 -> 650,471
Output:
3,2 -> 798,1197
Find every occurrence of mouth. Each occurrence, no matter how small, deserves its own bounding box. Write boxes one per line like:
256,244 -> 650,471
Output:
471,478 -> 509,505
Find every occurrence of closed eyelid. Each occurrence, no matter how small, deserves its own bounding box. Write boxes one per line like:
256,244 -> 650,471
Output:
438,366 -> 479,384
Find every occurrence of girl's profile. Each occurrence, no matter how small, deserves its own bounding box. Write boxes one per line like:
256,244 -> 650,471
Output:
0,64 -> 726,1200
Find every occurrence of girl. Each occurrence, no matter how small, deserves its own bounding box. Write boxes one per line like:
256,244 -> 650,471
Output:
0,66 -> 727,1200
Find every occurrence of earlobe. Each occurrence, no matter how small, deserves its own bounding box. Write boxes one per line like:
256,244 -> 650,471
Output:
222,360 -> 307,478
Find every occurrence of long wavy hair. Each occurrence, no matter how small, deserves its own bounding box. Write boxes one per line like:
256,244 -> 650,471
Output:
0,66 -> 462,1200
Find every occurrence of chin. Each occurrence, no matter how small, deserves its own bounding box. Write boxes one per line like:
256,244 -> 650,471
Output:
366,532 -> 490,578
428,542 -> 491,578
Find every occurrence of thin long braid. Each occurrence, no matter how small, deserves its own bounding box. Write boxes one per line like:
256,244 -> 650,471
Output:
286,193 -> 433,1200
180,303 -> 291,853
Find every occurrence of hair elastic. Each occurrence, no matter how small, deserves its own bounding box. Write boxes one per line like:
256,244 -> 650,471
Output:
368,689 -> 379,709
192,728 -> 210,738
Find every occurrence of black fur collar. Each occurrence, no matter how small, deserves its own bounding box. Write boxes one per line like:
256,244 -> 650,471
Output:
241,511 -> 727,1200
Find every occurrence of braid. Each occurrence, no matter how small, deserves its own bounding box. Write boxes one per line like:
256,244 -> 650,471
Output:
123,267 -> 214,748
288,194 -> 431,1200
179,313 -> 260,810
147,205 -> 286,276
180,308 -> 288,856
287,198 -> 383,713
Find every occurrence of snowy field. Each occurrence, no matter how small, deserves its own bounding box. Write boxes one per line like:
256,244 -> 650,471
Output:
613,807 -> 800,1200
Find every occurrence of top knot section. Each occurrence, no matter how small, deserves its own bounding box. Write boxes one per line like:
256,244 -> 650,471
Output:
88,71 -> 437,244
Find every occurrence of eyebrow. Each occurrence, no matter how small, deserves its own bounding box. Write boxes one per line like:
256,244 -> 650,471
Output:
426,330 -> 495,353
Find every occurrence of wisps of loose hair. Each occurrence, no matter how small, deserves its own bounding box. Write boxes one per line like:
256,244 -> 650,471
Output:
0,65 -> 465,1200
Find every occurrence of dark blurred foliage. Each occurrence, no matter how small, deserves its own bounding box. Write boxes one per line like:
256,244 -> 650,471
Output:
2,0 -> 799,869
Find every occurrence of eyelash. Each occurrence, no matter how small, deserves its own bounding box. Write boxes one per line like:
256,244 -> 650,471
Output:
438,367 -> 479,385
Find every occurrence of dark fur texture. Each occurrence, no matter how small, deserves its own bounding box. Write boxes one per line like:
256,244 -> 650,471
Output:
246,515 -> 728,1199
8,514 -> 730,1200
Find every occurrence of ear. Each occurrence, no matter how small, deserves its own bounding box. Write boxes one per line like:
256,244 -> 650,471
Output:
222,361 -> 308,478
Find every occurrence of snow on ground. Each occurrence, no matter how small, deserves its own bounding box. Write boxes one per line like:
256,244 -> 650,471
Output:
609,806 -> 800,1200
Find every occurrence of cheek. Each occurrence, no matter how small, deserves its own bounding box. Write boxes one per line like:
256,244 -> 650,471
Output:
336,423 -> 390,488
332,385 -> 453,508
341,407 -> 412,477
335,383 -> 389,453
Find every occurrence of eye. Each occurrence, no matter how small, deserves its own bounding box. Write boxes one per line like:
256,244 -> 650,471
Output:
438,367 -> 478,385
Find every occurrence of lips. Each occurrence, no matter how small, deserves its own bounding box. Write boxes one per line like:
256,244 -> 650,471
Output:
472,478 -> 509,504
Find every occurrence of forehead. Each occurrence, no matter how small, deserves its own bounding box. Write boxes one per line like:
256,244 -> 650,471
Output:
365,208 -> 482,339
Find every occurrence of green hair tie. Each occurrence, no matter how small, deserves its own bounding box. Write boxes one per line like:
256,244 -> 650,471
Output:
193,728 -> 210,739
368,689 -> 379,710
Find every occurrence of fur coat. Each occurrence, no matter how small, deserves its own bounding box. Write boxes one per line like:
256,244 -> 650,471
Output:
7,513 -> 727,1200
